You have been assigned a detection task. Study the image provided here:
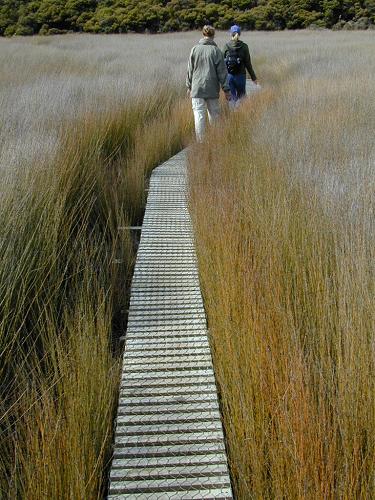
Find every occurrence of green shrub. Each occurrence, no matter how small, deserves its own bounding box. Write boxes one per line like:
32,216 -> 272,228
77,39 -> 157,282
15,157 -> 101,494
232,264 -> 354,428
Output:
2,0 -> 375,35
14,24 -> 34,35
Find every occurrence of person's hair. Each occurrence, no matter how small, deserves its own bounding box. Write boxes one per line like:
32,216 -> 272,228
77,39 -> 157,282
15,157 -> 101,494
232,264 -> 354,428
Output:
202,25 -> 215,38
232,32 -> 240,41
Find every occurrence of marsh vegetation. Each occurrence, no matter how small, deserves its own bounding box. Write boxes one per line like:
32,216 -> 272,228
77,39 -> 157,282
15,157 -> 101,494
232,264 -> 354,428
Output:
0,30 -> 374,498
0,34 -> 192,498
189,30 -> 375,498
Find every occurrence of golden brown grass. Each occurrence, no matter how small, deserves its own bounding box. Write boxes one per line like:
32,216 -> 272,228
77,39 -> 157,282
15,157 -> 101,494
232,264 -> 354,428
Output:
0,33 -> 194,498
189,35 -> 374,498
2,30 -> 374,499
0,90 -> 192,498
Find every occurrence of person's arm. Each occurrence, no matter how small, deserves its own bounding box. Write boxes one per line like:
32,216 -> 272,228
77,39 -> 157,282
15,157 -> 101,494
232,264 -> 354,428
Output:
186,47 -> 195,94
216,49 -> 230,95
244,45 -> 257,82
222,42 -> 228,59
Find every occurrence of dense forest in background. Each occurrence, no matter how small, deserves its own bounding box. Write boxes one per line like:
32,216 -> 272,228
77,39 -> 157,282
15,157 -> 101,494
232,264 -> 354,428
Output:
1,0 -> 374,36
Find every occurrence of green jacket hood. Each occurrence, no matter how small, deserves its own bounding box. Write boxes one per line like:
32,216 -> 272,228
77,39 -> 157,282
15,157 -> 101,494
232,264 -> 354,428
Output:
199,38 -> 217,46
227,39 -> 246,49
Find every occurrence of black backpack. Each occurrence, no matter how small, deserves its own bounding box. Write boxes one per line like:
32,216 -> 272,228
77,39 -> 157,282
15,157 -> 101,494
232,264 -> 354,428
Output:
225,47 -> 242,74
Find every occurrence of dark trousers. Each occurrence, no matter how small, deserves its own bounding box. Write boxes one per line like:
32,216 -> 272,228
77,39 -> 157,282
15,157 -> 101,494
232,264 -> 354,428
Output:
228,73 -> 247,101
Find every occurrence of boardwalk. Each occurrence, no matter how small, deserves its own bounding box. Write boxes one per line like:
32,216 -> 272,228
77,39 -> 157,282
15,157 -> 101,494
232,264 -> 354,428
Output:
108,149 -> 233,499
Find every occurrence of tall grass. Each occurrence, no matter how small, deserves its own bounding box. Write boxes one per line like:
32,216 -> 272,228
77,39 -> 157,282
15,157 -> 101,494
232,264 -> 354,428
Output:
0,35 -> 192,498
189,31 -> 374,498
2,30 -> 374,498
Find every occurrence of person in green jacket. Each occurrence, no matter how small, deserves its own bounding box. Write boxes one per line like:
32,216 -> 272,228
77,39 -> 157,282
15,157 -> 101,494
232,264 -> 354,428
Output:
186,25 -> 231,142
223,25 -> 258,105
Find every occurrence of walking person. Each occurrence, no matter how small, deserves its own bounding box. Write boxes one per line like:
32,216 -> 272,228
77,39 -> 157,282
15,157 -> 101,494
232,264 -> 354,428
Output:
223,25 -> 258,107
186,25 -> 231,142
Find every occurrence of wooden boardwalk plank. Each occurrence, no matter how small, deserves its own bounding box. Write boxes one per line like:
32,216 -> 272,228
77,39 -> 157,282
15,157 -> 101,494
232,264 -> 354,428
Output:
109,149 -> 233,499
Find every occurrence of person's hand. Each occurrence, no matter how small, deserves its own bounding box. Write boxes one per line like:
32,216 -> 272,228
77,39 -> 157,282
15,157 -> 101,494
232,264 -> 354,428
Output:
224,91 -> 231,101
254,80 -> 259,86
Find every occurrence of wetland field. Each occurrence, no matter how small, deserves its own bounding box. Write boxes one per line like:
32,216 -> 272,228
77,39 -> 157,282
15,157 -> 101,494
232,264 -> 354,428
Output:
0,31 -> 374,498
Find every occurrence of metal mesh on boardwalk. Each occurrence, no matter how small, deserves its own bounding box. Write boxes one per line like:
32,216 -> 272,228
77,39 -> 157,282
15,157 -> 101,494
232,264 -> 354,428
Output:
108,149 -> 233,499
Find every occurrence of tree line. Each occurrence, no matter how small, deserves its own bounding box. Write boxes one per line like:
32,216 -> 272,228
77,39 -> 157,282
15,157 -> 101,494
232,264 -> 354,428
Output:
1,0 -> 374,36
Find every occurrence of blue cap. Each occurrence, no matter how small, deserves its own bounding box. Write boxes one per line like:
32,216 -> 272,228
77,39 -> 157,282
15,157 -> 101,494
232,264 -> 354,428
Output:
230,24 -> 241,34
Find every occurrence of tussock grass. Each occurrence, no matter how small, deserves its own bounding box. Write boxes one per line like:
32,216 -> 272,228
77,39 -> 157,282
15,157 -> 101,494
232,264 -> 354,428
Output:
189,32 -> 374,498
2,30 -> 374,498
0,35 -> 192,498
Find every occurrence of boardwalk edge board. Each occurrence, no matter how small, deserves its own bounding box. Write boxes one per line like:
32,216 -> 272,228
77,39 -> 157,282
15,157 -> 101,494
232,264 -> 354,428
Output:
108,149 -> 233,499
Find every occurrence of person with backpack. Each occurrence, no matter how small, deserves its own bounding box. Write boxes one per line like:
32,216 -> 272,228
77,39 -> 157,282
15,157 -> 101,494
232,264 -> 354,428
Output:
186,25 -> 231,142
223,25 -> 258,106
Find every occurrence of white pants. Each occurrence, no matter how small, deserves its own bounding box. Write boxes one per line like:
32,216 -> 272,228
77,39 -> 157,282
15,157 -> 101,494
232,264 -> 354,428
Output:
192,98 -> 221,142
